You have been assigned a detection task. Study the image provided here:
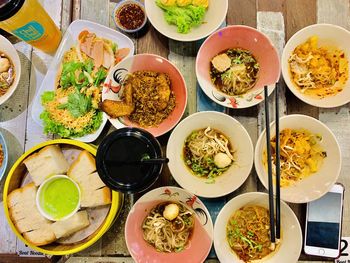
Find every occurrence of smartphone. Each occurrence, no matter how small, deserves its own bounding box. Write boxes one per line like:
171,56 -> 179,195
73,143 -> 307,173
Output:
304,183 -> 345,258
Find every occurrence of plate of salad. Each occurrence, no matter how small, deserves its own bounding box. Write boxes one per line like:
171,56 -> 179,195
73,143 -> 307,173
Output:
145,0 -> 228,42
32,20 -> 134,142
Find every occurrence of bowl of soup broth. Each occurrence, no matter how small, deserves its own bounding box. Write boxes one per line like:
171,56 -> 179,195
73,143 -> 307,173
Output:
96,127 -> 164,193
196,25 -> 280,109
214,192 -> 302,263
0,35 -> 21,105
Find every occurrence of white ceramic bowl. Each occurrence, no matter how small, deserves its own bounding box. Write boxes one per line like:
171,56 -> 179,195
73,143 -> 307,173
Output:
0,35 -> 21,105
144,0 -> 228,42
214,192 -> 302,263
0,131 -> 8,181
36,175 -> 81,221
255,114 -> 341,203
167,111 -> 254,198
282,24 -> 350,108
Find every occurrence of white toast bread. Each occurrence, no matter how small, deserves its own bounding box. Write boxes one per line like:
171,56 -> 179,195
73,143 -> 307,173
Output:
23,225 -> 56,247
67,152 -> 111,207
75,171 -> 111,207
7,183 -> 56,246
81,186 -> 111,207
23,145 -> 69,186
7,182 -> 37,209
51,210 -> 90,239
67,150 -> 96,181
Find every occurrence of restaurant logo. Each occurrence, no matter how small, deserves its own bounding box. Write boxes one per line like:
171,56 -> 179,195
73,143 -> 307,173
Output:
12,21 -> 44,41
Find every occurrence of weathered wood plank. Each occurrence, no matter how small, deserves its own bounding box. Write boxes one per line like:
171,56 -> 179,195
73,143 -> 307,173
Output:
80,0 -> 109,26
136,26 -> 169,57
66,257 -> 135,263
317,0 -> 350,240
225,0 -> 258,196
257,0 -> 284,12
227,0 -> 256,27
284,0 -> 318,117
168,41 -> 197,116
101,195 -> 133,256
0,201 -> 17,253
62,0 -> 73,32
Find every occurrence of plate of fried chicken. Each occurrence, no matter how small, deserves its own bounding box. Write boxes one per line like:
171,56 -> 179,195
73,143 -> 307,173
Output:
100,54 -> 187,137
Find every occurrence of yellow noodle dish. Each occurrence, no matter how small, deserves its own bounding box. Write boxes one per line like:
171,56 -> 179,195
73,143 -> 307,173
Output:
288,36 -> 348,98
263,128 -> 327,187
226,205 -> 280,262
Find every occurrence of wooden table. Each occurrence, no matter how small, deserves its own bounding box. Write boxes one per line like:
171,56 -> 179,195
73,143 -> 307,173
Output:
1,0 -> 349,262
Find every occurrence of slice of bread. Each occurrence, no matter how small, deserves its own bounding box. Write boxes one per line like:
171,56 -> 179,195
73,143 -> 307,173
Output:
23,225 -> 56,247
51,210 -> 90,239
80,186 -> 111,207
23,145 -> 69,186
7,183 -> 56,246
67,150 -> 96,181
7,182 -> 37,209
15,212 -> 52,233
75,172 -> 106,191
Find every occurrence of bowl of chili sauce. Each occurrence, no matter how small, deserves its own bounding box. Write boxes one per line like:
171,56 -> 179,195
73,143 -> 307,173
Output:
114,0 -> 147,33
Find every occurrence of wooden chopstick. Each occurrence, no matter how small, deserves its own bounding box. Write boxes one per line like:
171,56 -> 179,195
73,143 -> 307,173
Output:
264,85 -> 276,245
275,83 -> 281,240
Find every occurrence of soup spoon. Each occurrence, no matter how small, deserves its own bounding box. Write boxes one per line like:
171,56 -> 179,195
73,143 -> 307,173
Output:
212,90 -> 226,102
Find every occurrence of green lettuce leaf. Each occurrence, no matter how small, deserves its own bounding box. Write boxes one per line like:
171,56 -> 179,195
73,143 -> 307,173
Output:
58,92 -> 92,118
40,110 -> 102,138
156,0 -> 206,34
41,91 -> 55,103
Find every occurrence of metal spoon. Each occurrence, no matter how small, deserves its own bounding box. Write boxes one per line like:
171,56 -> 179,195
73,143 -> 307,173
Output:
212,90 -> 226,102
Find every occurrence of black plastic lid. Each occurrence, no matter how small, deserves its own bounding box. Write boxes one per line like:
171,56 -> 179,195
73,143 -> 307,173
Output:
96,127 -> 163,194
0,0 -> 25,21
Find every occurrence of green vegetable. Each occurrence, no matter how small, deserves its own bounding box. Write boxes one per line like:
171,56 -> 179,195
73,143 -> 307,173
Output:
83,59 -> 94,74
41,91 -> 55,103
40,110 -> 102,138
94,68 -> 107,87
58,92 -> 92,118
60,59 -> 106,89
111,42 -> 117,53
156,0 -> 206,34
60,61 -> 83,88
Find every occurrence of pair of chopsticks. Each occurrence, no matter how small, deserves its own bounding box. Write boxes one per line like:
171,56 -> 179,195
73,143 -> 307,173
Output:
264,84 -> 281,248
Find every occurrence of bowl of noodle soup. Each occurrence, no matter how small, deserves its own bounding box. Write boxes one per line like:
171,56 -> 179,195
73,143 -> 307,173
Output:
196,25 -> 280,109
125,186 -> 213,263
214,192 -> 302,263
0,35 -> 21,105
282,24 -> 350,108
167,111 -> 254,198
254,114 -> 341,203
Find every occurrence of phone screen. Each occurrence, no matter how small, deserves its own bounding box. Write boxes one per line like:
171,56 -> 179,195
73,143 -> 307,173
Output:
306,192 -> 342,249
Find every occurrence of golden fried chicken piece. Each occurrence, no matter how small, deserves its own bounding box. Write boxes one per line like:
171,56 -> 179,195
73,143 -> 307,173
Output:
99,83 -> 134,118
155,73 -> 171,111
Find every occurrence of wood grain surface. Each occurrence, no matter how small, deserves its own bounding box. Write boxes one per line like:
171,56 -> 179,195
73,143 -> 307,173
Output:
0,0 -> 349,262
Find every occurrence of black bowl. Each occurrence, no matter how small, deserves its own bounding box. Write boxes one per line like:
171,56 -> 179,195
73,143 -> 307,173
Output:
96,127 -> 163,194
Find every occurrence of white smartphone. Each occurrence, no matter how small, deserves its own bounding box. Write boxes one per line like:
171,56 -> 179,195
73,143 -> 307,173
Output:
304,183 -> 345,258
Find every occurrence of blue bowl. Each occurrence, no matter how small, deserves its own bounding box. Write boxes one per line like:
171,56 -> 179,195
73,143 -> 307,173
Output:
0,131 -> 8,181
